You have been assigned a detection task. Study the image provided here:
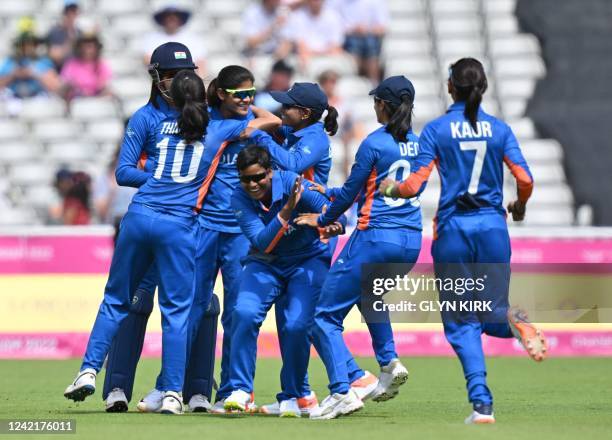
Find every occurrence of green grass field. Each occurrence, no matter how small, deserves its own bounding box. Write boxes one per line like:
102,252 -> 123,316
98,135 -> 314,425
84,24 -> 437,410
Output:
1,357 -> 611,440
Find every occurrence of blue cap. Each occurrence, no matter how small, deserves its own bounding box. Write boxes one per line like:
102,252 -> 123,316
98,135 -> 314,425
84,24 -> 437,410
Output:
149,42 -> 196,71
269,82 -> 329,112
154,5 -> 191,26
369,76 -> 415,106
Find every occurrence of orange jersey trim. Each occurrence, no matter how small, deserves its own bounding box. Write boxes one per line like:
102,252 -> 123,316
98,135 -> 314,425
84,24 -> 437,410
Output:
503,156 -> 533,203
138,151 -> 148,170
303,167 -> 315,182
398,159 -> 435,198
264,223 -> 289,254
195,141 -> 229,212
357,168 -> 378,230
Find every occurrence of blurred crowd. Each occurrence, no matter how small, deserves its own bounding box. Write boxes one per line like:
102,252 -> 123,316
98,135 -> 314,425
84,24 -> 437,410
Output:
1,0 -> 389,226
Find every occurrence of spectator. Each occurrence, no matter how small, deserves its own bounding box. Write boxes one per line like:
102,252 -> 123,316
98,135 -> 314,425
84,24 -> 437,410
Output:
46,0 -> 81,71
62,171 -> 91,225
241,0 -> 291,57
141,4 -> 207,76
279,0 -> 344,69
48,168 -> 73,223
254,59 -> 295,115
93,146 -> 137,242
60,31 -> 112,99
318,69 -> 365,177
0,25 -> 62,100
330,0 -> 388,83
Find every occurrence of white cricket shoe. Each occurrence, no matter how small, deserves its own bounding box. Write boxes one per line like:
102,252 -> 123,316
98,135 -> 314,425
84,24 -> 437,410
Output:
224,390 -> 253,412
465,402 -> 495,424
350,370 -> 379,401
309,389 -> 364,420
279,398 -> 301,418
105,388 -> 128,412
260,391 -> 318,416
371,358 -> 409,402
209,399 -> 227,414
64,368 -> 96,402
188,394 -> 212,413
136,389 -> 163,413
159,391 -> 184,415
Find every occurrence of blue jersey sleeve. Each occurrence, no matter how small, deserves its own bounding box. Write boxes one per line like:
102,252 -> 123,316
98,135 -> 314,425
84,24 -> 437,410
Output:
398,124 -> 437,198
502,125 -> 534,203
317,138 -> 378,226
115,111 -> 152,188
298,182 -> 347,229
231,189 -> 288,254
253,130 -> 329,175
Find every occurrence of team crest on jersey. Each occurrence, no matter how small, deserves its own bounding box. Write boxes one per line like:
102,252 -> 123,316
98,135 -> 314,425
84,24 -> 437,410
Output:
174,51 -> 187,59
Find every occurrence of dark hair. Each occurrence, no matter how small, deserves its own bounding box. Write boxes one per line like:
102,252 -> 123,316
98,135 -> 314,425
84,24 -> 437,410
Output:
449,57 -> 487,130
236,145 -> 272,171
66,171 -> 91,211
303,106 -> 339,136
207,65 -> 255,108
383,95 -> 414,142
170,69 -> 209,143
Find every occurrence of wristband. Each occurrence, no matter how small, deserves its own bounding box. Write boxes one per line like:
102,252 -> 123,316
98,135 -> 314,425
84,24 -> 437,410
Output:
385,184 -> 395,197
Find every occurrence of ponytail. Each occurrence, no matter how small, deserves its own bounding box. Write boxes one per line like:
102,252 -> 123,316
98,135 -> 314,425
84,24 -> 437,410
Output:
464,86 -> 482,131
171,70 -> 209,143
449,57 -> 488,131
323,105 -> 339,136
386,94 -> 414,142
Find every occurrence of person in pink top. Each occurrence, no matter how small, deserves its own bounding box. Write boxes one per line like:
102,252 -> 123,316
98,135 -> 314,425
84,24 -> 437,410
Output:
60,32 -> 112,98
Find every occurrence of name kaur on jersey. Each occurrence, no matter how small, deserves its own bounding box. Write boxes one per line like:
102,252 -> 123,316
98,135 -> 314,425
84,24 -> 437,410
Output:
450,121 -> 493,139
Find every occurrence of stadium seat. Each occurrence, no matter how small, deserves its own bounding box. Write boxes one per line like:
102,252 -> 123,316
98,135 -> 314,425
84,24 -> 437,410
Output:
0,0 -> 38,16
486,16 -> 520,36
336,76 -> 373,99
111,14 -> 154,38
386,56 -> 437,77
33,119 -> 81,143
437,38 -> 484,59
435,17 -> 481,38
507,118 -> 537,139
47,142 -> 97,163
20,97 -> 66,121
97,0 -> 146,17
70,97 -> 119,121
494,57 -> 546,78
497,78 -> 536,100
0,142 -> 40,165
388,18 -> 428,37
490,35 -> 540,57
84,119 -> 125,143
519,139 -> 564,163
112,77 -> 151,99
383,37 -> 432,57
306,55 -> 358,78
0,120 -> 27,141
23,185 -> 59,209
483,0 -> 518,17
0,207 -> 39,226
521,207 -> 574,226
9,163 -> 54,186
431,0 -> 478,17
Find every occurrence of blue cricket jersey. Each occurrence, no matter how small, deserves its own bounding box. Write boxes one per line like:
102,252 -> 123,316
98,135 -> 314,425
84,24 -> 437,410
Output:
397,101 -> 534,233
197,107 -> 257,233
317,126 -> 422,231
117,100 -> 251,217
231,170 -> 346,260
256,123 -> 332,185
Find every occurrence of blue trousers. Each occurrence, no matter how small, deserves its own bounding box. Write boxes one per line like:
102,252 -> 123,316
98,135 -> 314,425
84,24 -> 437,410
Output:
198,228 -> 250,401
228,251 -> 330,401
81,204 -> 197,391
313,228 -> 422,394
104,224 -> 239,399
432,212 -> 513,406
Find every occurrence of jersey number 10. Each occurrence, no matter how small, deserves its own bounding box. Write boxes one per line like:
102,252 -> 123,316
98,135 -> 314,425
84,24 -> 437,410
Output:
154,137 -> 205,183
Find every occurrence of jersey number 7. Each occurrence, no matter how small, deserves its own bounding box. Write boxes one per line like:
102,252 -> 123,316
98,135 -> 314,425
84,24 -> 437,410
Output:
459,141 -> 487,194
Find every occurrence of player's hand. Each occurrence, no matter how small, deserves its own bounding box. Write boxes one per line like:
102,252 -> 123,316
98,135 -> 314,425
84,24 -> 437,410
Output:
286,176 -> 303,211
378,178 -> 399,198
320,221 -> 343,238
309,182 -> 326,195
239,126 -> 257,140
507,200 -> 526,222
294,212 -> 319,227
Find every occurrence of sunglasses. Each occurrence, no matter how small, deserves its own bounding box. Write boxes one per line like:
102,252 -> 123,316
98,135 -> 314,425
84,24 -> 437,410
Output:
239,171 -> 268,183
225,87 -> 257,100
